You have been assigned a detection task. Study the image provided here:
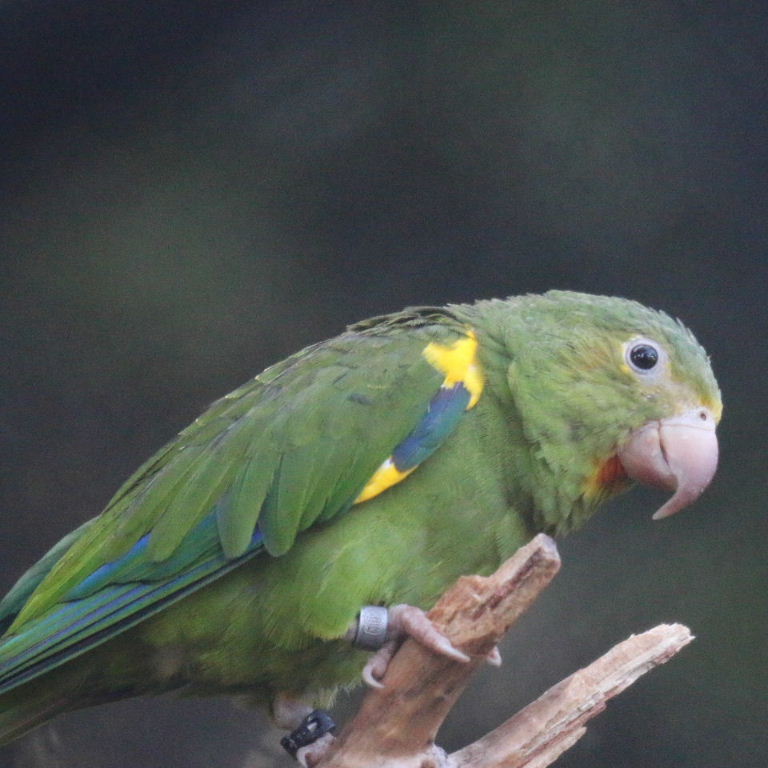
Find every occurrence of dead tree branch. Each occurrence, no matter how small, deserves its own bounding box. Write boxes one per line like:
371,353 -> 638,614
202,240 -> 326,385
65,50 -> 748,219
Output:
319,534 -> 693,768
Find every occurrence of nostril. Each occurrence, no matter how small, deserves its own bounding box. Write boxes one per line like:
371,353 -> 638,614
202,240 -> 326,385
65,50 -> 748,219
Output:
699,410 -> 708,421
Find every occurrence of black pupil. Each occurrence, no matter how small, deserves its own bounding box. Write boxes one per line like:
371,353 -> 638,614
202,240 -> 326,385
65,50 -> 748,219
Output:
630,344 -> 659,370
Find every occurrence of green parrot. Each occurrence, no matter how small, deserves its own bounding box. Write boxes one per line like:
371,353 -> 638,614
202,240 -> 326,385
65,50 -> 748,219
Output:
0,291 -> 721,757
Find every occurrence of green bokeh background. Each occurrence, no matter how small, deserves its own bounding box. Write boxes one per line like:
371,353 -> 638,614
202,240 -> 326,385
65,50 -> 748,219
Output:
0,2 -> 765,766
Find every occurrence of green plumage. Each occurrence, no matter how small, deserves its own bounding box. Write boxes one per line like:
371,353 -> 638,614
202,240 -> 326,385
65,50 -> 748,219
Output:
0,292 -> 721,743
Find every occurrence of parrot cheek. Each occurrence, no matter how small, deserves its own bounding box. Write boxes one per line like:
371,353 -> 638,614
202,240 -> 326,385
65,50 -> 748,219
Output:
617,408 -> 719,520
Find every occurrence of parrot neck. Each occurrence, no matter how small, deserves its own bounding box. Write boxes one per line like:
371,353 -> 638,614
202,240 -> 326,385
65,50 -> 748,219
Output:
519,429 -> 633,537
464,301 -> 634,537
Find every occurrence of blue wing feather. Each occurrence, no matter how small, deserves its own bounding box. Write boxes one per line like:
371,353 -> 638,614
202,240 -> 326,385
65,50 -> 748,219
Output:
0,516 -> 264,696
0,320 -> 479,700
392,383 -> 471,471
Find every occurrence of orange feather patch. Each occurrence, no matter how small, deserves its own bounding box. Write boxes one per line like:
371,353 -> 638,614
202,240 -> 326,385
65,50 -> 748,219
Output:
597,454 -> 628,486
583,454 -> 631,501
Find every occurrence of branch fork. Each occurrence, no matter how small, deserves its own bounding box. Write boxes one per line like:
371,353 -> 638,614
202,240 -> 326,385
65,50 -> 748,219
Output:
317,534 -> 693,768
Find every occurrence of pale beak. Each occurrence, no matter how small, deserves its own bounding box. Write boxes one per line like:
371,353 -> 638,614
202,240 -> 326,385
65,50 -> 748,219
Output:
617,407 -> 719,519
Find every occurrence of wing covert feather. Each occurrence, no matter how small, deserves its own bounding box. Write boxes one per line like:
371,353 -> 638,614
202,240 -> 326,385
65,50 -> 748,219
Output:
11,324 -> 463,630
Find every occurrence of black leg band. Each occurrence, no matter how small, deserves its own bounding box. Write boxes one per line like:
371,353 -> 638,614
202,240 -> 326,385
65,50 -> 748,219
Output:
280,709 -> 337,758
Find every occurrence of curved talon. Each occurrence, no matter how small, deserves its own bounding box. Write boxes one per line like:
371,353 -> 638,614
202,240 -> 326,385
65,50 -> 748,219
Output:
389,604 -> 470,663
357,603 -> 470,687
362,639 -> 397,688
296,733 -> 336,768
362,662 -> 386,689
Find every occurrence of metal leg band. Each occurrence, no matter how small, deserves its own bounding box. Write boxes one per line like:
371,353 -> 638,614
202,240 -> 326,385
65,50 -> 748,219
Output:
353,605 -> 389,651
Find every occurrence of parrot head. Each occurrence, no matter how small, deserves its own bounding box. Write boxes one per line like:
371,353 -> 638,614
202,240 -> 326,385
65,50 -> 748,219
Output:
475,291 -> 722,533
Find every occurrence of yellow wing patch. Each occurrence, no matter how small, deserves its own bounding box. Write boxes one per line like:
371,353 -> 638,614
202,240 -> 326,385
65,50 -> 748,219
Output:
355,328 -> 485,505
422,329 -> 484,407
355,458 -> 415,504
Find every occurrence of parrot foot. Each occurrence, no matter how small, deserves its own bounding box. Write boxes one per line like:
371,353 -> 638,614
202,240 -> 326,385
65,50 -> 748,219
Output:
280,709 -> 337,766
361,603 -> 470,688
296,733 -> 336,768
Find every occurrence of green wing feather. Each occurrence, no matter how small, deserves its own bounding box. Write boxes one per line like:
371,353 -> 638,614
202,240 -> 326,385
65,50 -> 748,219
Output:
0,519 -> 96,634
8,316 -> 465,638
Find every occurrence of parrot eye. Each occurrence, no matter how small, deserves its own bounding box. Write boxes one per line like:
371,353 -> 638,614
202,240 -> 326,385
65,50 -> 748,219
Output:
626,340 -> 661,373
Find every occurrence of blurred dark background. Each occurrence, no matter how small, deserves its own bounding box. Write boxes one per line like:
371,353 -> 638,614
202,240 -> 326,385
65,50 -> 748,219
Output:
0,1 -> 765,766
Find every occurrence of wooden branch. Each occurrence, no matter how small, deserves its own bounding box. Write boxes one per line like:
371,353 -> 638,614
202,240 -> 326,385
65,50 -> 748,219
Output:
451,623 -> 693,768
320,534 -> 561,768
318,534 -> 693,768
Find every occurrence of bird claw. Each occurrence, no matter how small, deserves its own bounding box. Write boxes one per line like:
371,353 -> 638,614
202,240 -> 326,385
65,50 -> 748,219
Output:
361,603 -> 470,687
296,733 -> 336,768
486,645 -> 502,666
362,639 -> 396,688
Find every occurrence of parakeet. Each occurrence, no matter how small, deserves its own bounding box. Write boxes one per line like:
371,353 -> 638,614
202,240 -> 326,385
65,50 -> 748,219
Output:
0,291 -> 720,752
